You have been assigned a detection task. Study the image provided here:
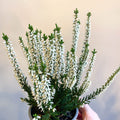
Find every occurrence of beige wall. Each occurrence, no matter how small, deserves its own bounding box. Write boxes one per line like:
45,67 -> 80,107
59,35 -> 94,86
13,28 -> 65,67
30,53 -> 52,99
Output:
0,0 -> 120,120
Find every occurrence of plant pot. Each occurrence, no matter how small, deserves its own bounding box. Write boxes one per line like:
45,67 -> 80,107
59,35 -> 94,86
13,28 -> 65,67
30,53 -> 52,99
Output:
28,106 -> 79,120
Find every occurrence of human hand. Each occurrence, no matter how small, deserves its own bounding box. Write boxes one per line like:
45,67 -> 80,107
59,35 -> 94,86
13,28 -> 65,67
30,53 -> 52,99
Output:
77,104 -> 100,120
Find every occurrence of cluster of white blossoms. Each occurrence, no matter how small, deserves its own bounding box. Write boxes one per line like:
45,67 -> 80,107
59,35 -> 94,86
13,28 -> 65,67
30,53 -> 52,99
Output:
65,11 -> 80,89
76,12 -> 92,89
52,25 -> 65,80
3,36 -> 28,90
3,9 -> 120,120
34,75 -> 55,111
3,9 -> 96,112
20,28 -> 56,111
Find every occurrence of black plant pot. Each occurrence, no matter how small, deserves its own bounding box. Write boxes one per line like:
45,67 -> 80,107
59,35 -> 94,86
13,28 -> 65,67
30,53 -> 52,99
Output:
28,106 -> 79,120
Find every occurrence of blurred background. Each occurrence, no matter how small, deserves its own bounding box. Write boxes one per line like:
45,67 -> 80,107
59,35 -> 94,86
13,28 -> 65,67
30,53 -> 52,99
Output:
0,0 -> 120,119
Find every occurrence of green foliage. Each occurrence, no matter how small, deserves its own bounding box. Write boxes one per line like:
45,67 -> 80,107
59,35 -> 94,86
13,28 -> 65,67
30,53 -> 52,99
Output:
33,113 -> 38,118
77,20 -> 80,24
42,34 -> 48,41
54,85 -> 80,114
2,33 -> 9,44
34,29 -> 39,35
28,24 -> 33,31
87,12 -> 92,17
49,33 -> 55,40
2,8 -> 120,120
55,24 -> 61,32
70,48 -> 75,54
40,55 -> 46,74
41,114 -> 50,120
59,39 -> 64,45
80,66 -> 120,105
74,8 -> 79,15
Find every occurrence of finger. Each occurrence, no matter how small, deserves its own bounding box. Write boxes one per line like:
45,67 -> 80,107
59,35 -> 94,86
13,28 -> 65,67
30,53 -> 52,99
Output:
77,108 -> 83,119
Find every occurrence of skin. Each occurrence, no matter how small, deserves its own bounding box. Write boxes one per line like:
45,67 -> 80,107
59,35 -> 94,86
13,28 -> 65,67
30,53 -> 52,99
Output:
77,104 -> 100,120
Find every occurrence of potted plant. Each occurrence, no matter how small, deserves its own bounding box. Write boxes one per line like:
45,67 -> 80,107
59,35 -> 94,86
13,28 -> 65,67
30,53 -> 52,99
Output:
2,8 -> 120,120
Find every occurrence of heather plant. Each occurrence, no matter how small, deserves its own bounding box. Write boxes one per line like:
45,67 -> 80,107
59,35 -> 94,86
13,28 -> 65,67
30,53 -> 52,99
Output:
2,8 -> 120,120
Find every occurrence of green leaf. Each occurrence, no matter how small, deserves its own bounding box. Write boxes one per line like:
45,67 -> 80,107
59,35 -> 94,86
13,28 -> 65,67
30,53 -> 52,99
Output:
71,48 -> 75,54
59,40 -> 64,45
28,66 -> 32,70
49,33 -> 55,40
40,56 -> 46,73
77,20 -> 80,24
26,32 -> 28,37
39,30 -> 42,34
92,49 -> 97,54
42,114 -> 50,120
2,33 -> 9,43
34,29 -> 39,35
19,36 -> 22,42
42,34 -> 48,40
55,24 -> 61,32
74,8 -> 79,14
87,12 -> 92,17
28,24 -> 33,31
33,63 -> 38,71
24,47 -> 28,53
33,113 -> 38,118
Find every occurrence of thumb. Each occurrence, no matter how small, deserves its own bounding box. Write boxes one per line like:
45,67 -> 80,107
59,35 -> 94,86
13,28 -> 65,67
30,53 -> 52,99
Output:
77,108 -> 83,120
